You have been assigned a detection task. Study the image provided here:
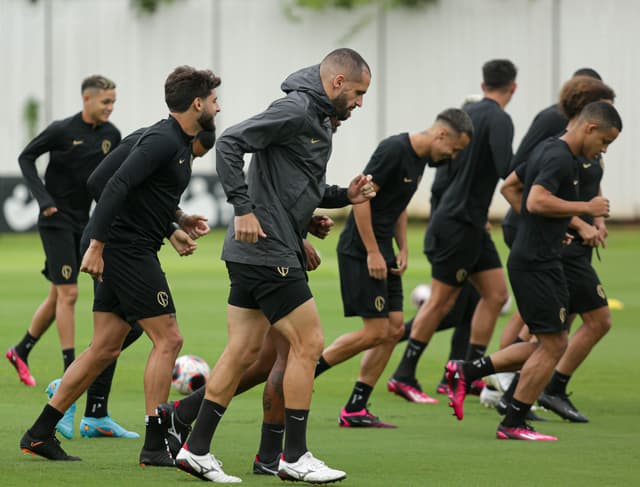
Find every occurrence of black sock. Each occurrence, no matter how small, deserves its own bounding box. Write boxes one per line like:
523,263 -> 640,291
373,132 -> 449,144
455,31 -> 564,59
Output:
84,361 -> 115,418
15,331 -> 39,361
344,381 -> 373,412
176,386 -> 206,424
503,373 -> 520,402
465,343 -> 487,362
29,404 -> 64,439
393,338 -> 428,381
284,408 -> 309,463
314,355 -> 331,378
462,356 -> 495,383
501,398 -> 531,427
399,318 -> 413,343
257,422 -> 285,463
62,348 -> 75,371
546,370 -> 571,396
186,400 -> 226,455
143,415 -> 167,451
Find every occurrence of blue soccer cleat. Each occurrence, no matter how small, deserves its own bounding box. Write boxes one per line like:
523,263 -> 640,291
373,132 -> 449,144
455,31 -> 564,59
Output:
80,415 -> 140,438
46,378 -> 76,439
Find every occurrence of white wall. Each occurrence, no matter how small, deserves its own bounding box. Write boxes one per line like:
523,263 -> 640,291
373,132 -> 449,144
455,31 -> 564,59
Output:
1,0 -> 637,217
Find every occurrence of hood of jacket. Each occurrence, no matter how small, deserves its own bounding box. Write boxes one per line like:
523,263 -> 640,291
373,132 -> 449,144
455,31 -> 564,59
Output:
280,64 -> 336,117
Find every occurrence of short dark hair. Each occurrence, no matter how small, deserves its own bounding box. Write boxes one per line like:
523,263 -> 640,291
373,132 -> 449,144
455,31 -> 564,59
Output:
579,101 -> 622,132
572,67 -> 602,80
482,59 -> 517,90
320,48 -> 371,80
81,75 -> 116,93
436,108 -> 473,139
559,76 -> 615,119
164,66 -> 221,113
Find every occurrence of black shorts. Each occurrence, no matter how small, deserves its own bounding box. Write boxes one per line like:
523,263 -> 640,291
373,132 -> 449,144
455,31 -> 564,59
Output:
435,282 -> 480,331
563,255 -> 608,314
226,261 -> 312,325
338,253 -> 403,318
501,223 -> 518,250
39,227 -> 82,285
426,218 -> 502,287
508,265 -> 569,334
93,246 -> 175,323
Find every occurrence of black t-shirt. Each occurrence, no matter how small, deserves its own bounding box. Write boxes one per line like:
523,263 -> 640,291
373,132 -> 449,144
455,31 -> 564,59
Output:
433,98 -> 513,227
18,112 -> 121,232
503,104 -> 568,229
338,133 -> 429,260
90,117 -> 192,251
508,138 -> 580,270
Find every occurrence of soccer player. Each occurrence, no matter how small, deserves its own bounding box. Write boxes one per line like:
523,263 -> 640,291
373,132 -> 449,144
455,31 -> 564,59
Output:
313,108 -> 473,426
388,60 -> 517,398
19,66 -> 221,463
6,76 -> 120,390
446,101 -> 621,440
174,48 -> 373,484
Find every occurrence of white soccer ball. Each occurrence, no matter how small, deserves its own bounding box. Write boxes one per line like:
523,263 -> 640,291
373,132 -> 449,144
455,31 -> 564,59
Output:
172,354 -> 210,395
411,284 -> 431,309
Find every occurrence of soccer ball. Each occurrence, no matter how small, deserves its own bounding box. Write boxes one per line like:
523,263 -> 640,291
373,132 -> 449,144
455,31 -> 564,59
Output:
411,284 -> 431,309
172,354 -> 210,395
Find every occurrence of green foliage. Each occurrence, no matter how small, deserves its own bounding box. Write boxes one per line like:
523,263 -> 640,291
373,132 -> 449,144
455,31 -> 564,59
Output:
22,97 -> 40,141
294,0 -> 437,9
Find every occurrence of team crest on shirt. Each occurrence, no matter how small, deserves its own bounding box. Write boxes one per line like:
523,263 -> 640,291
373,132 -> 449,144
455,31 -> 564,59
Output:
61,265 -> 72,280
455,268 -> 468,283
374,296 -> 385,312
559,307 -> 567,324
596,284 -> 606,300
276,267 -> 289,278
101,140 -> 112,155
157,291 -> 169,307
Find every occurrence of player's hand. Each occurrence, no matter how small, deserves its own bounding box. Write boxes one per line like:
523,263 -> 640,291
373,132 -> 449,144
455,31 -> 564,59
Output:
179,213 -> 210,239
561,233 -> 575,247
80,240 -> 105,282
577,223 -> 599,247
367,250 -> 387,280
234,212 -> 267,243
308,215 -> 334,239
42,206 -> 58,217
169,229 -> 197,256
587,196 -> 610,217
347,174 -> 376,204
303,239 -> 321,271
390,248 -> 408,276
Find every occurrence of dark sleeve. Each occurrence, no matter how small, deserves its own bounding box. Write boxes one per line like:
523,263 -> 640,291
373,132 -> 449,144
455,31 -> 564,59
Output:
510,108 -> 566,173
532,155 -> 572,195
363,138 -> 397,190
514,161 -> 527,182
319,184 -> 349,208
17,121 -> 65,211
489,112 -> 514,179
87,136 -> 138,200
90,132 -> 175,242
215,97 -> 307,216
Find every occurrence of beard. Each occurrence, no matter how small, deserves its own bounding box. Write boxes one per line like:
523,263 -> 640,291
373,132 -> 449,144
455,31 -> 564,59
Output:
198,109 -> 215,132
333,93 -> 353,121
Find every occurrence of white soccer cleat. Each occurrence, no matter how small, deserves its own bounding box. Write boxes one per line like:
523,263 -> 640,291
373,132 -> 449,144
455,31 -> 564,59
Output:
479,385 -> 503,408
278,451 -> 346,484
175,448 -> 242,483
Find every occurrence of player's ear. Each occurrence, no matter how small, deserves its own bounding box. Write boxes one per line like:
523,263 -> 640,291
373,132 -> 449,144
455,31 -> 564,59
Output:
333,74 -> 345,90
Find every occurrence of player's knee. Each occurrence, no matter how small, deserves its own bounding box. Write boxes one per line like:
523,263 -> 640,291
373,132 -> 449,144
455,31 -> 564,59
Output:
56,286 -> 79,306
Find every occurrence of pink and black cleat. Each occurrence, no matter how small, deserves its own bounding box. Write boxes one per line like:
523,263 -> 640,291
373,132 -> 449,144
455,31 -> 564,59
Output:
387,378 -> 438,404
445,360 -> 467,420
6,347 -> 36,386
496,424 -> 557,441
339,407 -> 397,428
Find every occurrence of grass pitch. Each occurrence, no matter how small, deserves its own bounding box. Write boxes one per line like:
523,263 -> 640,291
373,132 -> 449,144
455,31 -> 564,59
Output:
1,223 -> 639,486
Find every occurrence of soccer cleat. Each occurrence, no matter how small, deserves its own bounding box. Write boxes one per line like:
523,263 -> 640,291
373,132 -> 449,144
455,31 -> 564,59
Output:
339,407 -> 397,428
80,415 -> 140,438
46,379 -> 75,439
139,447 -> 175,467
20,430 -> 81,461
6,347 -> 36,386
387,378 -> 439,404
253,454 -> 280,475
436,381 -> 449,395
469,379 -> 486,396
157,401 -> 192,458
278,451 -> 346,484
445,360 -> 467,420
496,423 -> 558,441
538,391 -> 589,423
479,384 -> 503,408
175,447 -> 242,482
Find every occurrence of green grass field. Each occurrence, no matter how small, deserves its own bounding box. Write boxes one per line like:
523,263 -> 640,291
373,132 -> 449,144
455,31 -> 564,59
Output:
1,224 -> 639,486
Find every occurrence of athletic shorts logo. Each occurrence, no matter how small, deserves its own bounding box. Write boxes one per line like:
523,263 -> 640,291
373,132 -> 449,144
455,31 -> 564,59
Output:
310,138 -> 320,144
101,140 -> 112,154
455,268 -> 468,283
276,267 -> 289,277
596,284 -> 606,300
403,177 -> 413,183
374,296 -> 385,312
72,139 -> 84,146
559,307 -> 567,324
157,291 -> 169,307
61,265 -> 72,280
